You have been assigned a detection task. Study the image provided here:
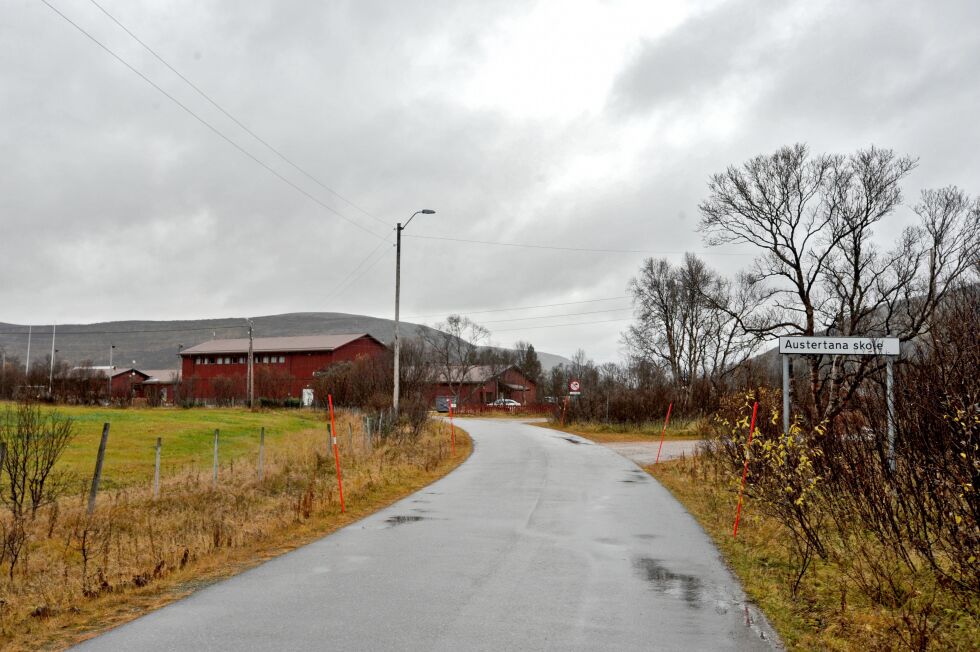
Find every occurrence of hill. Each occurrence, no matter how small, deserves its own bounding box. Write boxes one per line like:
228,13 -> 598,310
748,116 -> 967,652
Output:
0,313 -> 571,372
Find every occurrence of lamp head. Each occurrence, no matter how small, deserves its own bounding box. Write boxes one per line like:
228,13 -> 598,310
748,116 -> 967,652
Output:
421,209 -> 436,214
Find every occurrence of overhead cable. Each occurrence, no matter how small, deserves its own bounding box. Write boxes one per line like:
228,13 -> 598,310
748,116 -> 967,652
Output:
403,296 -> 630,320
493,317 -> 633,332
404,234 -> 752,256
85,0 -> 388,228
480,307 -> 633,324
38,0 -> 385,239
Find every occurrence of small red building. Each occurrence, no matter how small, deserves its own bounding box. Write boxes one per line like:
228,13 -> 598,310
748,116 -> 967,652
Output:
180,333 -> 387,402
139,369 -> 181,405
430,365 -> 537,408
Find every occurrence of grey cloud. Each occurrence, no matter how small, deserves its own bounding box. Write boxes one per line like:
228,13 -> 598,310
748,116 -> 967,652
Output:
1,0 -> 978,364
607,0 -> 786,116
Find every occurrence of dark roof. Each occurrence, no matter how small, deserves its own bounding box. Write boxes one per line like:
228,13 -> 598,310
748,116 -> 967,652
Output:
113,367 -> 149,380
433,365 -> 525,384
180,333 -> 383,356
141,369 -> 181,383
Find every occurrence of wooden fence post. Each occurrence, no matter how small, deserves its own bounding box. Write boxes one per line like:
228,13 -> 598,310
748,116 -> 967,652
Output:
87,422 -> 110,515
212,428 -> 219,489
258,426 -> 265,481
153,437 -> 161,499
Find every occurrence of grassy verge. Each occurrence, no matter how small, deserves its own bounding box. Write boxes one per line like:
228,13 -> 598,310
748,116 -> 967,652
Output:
536,417 -> 706,443
0,406 -> 471,650
647,455 -> 980,651
22,403 -> 326,489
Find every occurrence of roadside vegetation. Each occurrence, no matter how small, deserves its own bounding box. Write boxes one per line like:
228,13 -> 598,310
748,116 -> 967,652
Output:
541,146 -> 979,650
0,403 -> 469,650
650,453 -> 980,651
547,287 -> 980,650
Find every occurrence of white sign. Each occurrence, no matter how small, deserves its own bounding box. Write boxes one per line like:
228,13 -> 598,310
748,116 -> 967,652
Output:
779,336 -> 900,356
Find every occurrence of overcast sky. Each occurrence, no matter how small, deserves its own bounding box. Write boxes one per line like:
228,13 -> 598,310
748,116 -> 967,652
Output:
2,0 -> 978,362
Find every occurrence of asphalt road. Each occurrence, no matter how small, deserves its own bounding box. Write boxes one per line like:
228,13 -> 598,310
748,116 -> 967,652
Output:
76,419 -> 779,651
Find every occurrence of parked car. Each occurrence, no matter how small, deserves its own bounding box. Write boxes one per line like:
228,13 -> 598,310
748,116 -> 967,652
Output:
434,396 -> 458,413
487,398 -> 522,408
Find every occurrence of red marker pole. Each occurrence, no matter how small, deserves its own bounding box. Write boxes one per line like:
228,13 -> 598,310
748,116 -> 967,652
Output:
654,401 -> 674,465
448,399 -> 457,455
733,401 -> 759,538
328,394 -> 346,513
560,396 -> 570,427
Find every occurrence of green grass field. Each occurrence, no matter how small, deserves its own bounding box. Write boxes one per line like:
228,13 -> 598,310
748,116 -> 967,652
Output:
1,402 -> 331,490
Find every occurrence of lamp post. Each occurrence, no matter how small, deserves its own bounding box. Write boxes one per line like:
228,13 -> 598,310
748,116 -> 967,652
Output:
48,324 -> 56,394
393,208 -> 435,415
49,348 -> 59,394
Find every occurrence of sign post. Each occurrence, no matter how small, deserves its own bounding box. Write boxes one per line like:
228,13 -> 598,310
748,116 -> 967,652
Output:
568,380 -> 581,396
778,336 -> 900,469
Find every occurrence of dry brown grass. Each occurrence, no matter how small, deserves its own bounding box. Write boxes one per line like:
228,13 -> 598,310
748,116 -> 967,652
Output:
649,455 -> 980,651
0,411 -> 470,650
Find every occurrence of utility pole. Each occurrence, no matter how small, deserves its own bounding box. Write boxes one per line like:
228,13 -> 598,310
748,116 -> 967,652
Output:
393,221 -> 403,415
108,344 -> 115,399
48,324 -> 56,394
393,209 -> 435,415
25,325 -> 32,379
247,320 -> 255,409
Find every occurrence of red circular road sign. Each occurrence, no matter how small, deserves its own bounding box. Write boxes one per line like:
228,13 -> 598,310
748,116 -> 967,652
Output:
569,380 -> 581,392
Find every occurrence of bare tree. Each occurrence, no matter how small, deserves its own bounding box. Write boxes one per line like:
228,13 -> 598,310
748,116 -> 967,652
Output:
626,253 -> 758,396
0,401 -> 76,519
422,315 -> 490,403
698,143 -> 978,421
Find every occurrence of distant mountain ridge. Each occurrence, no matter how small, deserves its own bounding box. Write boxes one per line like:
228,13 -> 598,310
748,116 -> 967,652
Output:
0,312 -> 572,372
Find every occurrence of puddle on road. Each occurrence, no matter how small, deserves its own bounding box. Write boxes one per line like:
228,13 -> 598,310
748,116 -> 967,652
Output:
621,471 -> 650,483
556,436 -> 589,445
634,533 -> 659,540
384,515 -> 427,527
633,557 -> 703,608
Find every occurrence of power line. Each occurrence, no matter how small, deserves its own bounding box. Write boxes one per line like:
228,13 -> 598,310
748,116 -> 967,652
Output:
84,0 -> 388,228
480,307 -> 633,324
404,233 -> 752,256
493,317 -> 633,332
403,296 -> 630,320
38,0 -> 385,240
0,323 -> 246,336
324,237 -> 394,302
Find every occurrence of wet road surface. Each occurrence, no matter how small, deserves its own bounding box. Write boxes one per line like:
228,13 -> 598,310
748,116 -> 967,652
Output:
76,419 -> 779,651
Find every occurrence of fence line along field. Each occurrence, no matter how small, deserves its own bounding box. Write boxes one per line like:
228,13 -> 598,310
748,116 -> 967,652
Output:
0,401 -> 470,650
45,405 -> 326,490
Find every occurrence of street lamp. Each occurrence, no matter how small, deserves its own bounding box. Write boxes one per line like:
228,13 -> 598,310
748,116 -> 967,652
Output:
49,348 -> 59,394
393,208 -> 435,415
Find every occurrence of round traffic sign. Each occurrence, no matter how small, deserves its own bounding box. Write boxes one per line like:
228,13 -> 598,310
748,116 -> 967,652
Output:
569,380 -> 581,392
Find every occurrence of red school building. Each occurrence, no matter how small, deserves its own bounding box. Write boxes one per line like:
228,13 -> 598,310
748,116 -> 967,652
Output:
180,333 -> 387,402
